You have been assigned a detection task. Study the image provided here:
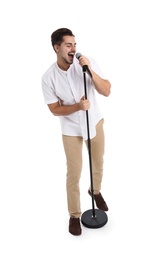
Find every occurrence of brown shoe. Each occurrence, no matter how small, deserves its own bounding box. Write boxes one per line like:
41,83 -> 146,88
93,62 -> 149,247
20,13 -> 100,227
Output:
69,217 -> 82,236
88,190 -> 109,211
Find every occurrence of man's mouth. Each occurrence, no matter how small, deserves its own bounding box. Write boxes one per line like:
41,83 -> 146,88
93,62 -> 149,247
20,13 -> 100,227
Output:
68,52 -> 75,59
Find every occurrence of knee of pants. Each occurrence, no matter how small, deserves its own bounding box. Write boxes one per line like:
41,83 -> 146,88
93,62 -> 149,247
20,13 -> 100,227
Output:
67,161 -> 82,179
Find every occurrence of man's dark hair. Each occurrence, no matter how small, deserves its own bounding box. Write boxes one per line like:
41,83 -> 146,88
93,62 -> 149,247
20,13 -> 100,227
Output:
51,28 -> 75,49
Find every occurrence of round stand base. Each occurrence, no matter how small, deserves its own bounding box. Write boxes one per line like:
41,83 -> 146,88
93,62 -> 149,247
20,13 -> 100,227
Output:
81,209 -> 108,228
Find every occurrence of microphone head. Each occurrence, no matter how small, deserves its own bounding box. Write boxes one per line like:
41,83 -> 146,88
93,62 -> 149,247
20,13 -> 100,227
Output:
76,52 -> 82,60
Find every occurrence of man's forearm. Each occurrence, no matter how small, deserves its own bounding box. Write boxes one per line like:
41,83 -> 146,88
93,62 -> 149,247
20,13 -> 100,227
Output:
91,70 -> 111,97
50,103 -> 81,116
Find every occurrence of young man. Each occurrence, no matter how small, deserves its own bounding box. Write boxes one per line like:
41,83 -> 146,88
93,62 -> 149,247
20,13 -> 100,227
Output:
42,28 -> 111,236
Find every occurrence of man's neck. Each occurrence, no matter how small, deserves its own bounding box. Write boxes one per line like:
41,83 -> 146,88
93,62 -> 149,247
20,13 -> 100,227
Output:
57,61 -> 70,71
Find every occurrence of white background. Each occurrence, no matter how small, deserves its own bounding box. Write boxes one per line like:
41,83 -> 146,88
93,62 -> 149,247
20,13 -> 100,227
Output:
0,0 -> 166,259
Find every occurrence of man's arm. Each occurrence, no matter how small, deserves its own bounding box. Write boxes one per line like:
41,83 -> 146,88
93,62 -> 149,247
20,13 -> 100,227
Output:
91,70 -> 111,97
78,55 -> 111,97
48,96 -> 90,116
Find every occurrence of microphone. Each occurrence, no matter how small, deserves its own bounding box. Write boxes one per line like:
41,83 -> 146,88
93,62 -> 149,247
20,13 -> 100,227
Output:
75,52 -> 82,60
76,52 -> 92,78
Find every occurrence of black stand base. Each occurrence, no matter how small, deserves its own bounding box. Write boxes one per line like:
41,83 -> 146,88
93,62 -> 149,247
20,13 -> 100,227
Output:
81,209 -> 108,228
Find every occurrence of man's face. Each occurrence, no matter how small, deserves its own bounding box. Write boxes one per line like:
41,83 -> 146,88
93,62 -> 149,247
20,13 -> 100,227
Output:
55,35 -> 77,65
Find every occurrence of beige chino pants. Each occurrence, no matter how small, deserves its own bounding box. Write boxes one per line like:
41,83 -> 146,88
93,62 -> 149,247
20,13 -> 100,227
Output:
62,119 -> 105,218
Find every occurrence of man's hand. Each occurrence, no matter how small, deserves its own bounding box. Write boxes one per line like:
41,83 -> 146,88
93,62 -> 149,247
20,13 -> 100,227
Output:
78,55 -> 91,70
79,96 -> 90,111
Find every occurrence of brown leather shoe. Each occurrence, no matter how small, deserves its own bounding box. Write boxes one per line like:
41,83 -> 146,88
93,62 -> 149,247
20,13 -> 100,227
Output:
69,217 -> 82,236
88,190 -> 109,211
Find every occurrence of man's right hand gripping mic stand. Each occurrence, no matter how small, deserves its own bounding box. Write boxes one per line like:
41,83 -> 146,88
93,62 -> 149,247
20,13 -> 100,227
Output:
78,55 -> 108,228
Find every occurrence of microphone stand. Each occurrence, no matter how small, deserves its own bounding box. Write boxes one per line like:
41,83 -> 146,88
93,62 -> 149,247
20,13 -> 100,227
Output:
81,66 -> 108,228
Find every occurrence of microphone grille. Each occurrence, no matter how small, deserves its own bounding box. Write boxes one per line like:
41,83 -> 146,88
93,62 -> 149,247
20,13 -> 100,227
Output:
76,52 -> 82,59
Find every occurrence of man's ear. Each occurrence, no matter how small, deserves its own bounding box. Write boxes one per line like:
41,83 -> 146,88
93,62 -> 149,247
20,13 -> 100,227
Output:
54,44 -> 59,53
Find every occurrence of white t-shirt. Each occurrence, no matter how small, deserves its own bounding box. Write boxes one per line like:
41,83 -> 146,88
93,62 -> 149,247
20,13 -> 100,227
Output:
42,57 -> 104,140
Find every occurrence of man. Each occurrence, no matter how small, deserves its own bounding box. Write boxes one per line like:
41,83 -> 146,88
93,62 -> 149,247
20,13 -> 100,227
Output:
42,28 -> 111,236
